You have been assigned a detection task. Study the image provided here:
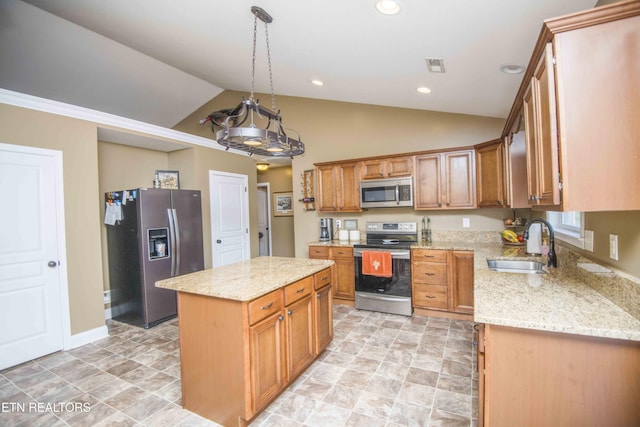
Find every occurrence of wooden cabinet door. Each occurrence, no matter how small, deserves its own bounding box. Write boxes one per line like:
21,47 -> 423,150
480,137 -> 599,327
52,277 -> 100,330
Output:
476,140 -> 506,208
386,156 -> 414,177
337,162 -> 361,212
444,150 -> 476,208
313,284 -> 333,355
285,294 -> 314,379
524,43 -> 560,207
333,256 -> 355,300
450,251 -> 474,314
249,310 -> 286,413
415,154 -> 442,209
316,164 -> 338,212
360,160 -> 386,179
532,43 -> 560,206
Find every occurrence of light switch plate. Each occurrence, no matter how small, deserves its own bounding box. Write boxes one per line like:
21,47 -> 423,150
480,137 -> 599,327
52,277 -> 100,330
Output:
584,230 -> 594,252
609,234 -> 619,260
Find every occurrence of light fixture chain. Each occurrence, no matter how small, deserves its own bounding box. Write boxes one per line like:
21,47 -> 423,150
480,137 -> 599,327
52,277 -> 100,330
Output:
264,23 -> 276,112
250,13 -> 258,99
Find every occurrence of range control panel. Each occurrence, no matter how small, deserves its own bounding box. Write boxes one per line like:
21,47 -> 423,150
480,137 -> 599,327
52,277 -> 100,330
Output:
365,222 -> 417,234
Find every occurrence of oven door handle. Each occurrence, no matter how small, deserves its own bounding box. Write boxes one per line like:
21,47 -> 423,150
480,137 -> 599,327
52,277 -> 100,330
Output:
354,250 -> 410,259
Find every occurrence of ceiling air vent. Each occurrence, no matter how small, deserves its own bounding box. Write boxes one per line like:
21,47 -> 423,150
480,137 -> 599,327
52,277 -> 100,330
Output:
425,57 -> 445,73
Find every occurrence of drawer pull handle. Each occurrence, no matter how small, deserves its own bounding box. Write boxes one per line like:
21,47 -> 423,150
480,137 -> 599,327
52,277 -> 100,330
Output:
296,287 -> 305,293
261,302 -> 274,310
321,276 -> 329,281
424,273 -> 435,276
425,294 -> 436,299
423,255 -> 435,258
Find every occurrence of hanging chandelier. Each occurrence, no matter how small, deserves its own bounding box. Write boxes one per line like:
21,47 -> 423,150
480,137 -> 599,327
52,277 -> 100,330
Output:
202,6 -> 304,158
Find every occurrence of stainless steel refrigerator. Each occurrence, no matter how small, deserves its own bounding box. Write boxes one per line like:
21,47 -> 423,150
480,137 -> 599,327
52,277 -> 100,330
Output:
105,188 -> 204,328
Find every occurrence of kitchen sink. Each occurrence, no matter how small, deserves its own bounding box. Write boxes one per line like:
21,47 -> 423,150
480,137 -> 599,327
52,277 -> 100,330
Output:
487,259 -> 546,274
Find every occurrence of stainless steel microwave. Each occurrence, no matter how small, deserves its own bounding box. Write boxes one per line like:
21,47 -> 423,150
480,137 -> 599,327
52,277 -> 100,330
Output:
360,177 -> 413,208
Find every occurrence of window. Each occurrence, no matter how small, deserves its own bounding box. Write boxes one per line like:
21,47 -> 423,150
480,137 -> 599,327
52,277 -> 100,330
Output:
547,211 -> 585,248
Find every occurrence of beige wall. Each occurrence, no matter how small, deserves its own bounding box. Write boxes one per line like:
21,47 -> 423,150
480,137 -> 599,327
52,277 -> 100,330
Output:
258,166 -> 295,257
582,211 -> 640,278
0,104 -> 104,335
171,90 -> 510,258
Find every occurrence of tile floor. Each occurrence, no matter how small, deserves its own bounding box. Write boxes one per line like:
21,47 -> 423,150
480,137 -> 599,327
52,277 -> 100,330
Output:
0,305 -> 478,426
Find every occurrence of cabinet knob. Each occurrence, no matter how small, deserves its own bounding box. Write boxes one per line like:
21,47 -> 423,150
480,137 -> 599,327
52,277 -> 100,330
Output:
287,310 -> 293,316
278,315 -> 284,321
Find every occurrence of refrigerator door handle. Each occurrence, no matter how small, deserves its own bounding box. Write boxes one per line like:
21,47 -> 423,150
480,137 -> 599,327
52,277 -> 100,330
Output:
172,208 -> 181,276
168,208 -> 177,276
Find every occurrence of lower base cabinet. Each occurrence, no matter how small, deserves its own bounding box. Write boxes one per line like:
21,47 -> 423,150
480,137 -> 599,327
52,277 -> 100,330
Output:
479,324 -> 640,427
177,267 -> 333,426
411,249 -> 474,319
309,245 -> 355,304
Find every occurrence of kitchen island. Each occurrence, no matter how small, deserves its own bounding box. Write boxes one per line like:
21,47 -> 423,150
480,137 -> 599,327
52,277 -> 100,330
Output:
156,256 -> 334,427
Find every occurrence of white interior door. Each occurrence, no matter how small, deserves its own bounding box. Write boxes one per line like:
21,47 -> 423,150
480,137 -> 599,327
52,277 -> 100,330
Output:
209,171 -> 250,267
257,184 -> 271,256
0,143 -> 65,370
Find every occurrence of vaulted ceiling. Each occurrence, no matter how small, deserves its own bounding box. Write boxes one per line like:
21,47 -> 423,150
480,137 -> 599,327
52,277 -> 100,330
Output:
2,0 -> 597,129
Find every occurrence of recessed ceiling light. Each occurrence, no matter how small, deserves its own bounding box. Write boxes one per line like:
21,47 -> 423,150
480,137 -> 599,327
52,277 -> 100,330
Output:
311,80 -> 324,86
376,0 -> 400,15
417,87 -> 432,94
500,64 -> 524,74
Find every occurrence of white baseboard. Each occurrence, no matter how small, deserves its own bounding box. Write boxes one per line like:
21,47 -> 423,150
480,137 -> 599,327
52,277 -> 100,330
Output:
64,325 -> 109,350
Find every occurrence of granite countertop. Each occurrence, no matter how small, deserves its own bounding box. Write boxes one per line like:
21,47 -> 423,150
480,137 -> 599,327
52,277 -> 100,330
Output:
429,240 -> 640,342
309,236 -> 640,341
156,256 -> 334,301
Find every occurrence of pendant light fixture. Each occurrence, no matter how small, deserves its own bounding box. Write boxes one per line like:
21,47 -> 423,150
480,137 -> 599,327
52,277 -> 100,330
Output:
202,6 -> 304,158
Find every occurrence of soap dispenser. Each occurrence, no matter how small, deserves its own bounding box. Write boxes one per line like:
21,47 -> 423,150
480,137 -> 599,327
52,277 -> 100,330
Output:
526,223 -> 542,255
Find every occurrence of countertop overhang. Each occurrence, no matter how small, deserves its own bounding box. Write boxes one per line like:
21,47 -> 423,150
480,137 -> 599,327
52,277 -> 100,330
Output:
156,256 -> 334,301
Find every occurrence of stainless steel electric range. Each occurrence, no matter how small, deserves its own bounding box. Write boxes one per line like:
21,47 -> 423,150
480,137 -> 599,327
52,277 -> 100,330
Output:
353,221 -> 417,316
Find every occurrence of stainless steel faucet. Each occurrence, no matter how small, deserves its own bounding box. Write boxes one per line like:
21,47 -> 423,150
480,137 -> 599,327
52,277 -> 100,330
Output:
523,219 -> 557,268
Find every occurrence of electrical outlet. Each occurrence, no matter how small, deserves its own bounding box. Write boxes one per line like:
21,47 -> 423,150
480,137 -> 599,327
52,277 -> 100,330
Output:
584,230 -> 594,252
103,290 -> 111,305
335,219 -> 341,229
609,234 -> 619,260
462,218 -> 470,228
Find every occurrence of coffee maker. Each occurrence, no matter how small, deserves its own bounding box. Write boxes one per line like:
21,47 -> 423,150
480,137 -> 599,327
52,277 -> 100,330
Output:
319,218 -> 333,242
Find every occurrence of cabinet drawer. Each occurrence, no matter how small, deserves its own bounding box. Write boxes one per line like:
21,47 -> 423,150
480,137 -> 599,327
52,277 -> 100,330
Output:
330,247 -> 353,259
314,268 -> 332,290
412,262 -> 448,285
414,284 -> 448,309
248,290 -> 283,326
284,276 -> 313,306
412,249 -> 448,263
309,246 -> 329,258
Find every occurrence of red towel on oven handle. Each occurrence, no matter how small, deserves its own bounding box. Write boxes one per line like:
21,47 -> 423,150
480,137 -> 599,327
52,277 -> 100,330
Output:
362,251 -> 393,278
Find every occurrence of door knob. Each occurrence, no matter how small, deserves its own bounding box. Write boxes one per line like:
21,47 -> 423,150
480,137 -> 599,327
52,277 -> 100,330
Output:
48,261 -> 58,268
216,239 -> 222,244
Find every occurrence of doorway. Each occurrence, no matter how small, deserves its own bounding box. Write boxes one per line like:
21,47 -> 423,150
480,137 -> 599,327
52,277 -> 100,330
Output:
257,183 -> 272,256
209,170 -> 250,267
0,143 -> 69,369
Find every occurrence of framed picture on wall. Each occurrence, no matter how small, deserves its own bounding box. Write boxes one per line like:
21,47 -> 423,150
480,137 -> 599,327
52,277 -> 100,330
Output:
273,192 -> 293,217
156,170 -> 180,189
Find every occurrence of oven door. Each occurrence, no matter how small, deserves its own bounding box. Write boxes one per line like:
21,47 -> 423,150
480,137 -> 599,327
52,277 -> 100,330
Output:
354,247 -> 412,316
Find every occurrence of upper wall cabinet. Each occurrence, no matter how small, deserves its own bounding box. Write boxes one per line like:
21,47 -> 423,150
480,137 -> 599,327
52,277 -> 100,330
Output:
503,1 -> 640,211
475,139 -> 507,208
360,156 -> 414,180
316,161 -> 361,212
415,149 -> 476,210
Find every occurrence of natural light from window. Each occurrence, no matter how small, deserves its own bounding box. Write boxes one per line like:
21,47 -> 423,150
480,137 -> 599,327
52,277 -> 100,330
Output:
547,211 -> 584,248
